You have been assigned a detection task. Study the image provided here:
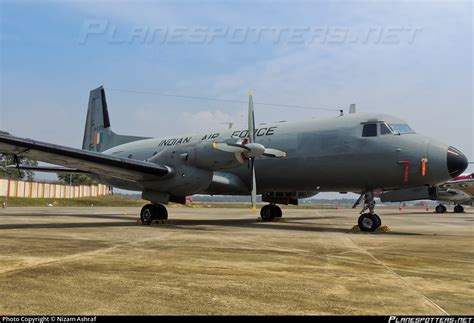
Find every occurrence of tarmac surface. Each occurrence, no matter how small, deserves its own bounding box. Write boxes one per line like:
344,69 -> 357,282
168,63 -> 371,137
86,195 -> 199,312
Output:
0,206 -> 472,315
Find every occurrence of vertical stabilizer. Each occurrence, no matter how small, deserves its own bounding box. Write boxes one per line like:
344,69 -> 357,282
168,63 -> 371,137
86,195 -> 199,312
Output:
82,86 -> 150,152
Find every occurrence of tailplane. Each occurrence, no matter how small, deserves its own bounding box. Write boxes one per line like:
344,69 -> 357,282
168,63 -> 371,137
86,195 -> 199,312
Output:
82,86 -> 150,152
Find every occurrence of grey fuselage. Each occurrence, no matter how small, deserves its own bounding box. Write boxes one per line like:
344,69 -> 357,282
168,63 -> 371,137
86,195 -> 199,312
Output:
100,113 -> 453,197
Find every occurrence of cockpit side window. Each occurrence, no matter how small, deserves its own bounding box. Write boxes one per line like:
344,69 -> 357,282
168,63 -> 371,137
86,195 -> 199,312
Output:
362,124 -> 377,137
380,123 -> 392,135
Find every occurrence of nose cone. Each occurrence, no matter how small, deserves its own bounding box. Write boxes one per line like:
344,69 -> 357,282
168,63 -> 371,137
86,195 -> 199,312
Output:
447,146 -> 468,178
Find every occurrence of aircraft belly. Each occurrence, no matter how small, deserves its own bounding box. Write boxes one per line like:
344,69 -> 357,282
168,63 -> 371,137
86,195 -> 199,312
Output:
222,155 -> 372,193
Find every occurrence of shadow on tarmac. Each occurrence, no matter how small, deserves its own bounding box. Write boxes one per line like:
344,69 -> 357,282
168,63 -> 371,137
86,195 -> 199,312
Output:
0,212 -> 423,236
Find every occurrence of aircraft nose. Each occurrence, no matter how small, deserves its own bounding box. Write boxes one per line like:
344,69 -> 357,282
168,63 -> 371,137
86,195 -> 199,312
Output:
447,146 -> 468,178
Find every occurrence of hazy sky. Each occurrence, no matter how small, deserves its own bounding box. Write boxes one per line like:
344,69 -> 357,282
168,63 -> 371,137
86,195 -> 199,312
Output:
1,0 -> 473,182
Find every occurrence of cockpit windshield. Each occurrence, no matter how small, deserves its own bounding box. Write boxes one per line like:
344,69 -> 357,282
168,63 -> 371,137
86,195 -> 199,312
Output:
388,124 -> 415,135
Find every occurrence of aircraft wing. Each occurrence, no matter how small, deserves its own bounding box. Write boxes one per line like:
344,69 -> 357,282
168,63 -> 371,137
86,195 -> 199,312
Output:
0,134 -> 172,182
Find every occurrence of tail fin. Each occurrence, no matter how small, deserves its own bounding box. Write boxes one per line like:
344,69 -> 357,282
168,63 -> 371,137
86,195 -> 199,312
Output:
82,86 -> 150,152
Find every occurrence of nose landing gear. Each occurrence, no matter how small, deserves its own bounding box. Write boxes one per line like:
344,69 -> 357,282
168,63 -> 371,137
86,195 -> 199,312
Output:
354,192 -> 382,232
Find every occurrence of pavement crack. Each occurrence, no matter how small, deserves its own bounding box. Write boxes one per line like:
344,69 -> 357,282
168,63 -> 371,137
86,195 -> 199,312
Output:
0,233 -> 172,277
347,236 -> 450,315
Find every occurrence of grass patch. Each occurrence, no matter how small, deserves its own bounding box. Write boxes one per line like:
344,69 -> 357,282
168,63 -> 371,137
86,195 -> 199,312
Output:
0,195 -> 147,207
0,196 -> 341,209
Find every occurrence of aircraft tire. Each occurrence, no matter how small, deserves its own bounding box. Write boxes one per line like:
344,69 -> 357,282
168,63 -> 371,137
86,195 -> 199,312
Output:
358,213 -> 378,232
140,204 -> 156,225
272,204 -> 282,218
435,205 -> 447,214
373,214 -> 382,229
260,205 -> 275,221
454,205 -> 464,213
154,204 -> 169,220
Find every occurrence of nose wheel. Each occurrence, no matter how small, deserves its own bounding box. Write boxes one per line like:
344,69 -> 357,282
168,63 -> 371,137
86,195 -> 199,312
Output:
358,213 -> 381,231
140,203 -> 168,224
260,204 -> 282,221
354,192 -> 382,232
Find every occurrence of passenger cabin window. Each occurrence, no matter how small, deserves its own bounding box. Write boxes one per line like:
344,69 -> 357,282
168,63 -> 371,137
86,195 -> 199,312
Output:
362,124 -> 377,137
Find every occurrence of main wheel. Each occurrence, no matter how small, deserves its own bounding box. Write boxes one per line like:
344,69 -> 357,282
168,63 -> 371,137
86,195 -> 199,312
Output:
358,213 -> 378,232
140,204 -> 156,225
454,205 -> 464,213
271,204 -> 282,218
154,204 -> 168,220
260,205 -> 275,221
435,205 -> 447,214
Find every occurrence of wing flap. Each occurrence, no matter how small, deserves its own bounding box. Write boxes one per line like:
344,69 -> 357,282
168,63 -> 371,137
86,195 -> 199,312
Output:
0,134 -> 172,182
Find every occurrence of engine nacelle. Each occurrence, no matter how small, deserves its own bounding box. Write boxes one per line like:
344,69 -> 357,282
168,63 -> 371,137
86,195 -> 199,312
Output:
149,141 -> 244,172
193,141 -> 245,171
142,164 -> 213,196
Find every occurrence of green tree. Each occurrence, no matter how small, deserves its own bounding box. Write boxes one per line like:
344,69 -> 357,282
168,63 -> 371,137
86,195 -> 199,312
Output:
56,173 -> 98,185
0,131 -> 38,180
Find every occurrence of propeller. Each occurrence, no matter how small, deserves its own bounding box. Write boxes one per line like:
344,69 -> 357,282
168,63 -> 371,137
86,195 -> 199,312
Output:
213,91 -> 286,211
248,91 -> 257,212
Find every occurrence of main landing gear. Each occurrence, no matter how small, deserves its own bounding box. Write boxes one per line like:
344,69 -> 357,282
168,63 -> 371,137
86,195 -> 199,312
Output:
260,204 -> 282,221
140,203 -> 168,224
356,191 -> 382,232
435,204 -> 464,214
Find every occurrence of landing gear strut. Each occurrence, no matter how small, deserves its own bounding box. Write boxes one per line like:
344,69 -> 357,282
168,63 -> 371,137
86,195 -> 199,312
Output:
260,204 -> 282,221
140,203 -> 168,225
356,192 -> 382,232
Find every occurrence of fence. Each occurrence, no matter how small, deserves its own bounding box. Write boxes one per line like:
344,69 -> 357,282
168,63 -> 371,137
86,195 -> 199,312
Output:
0,178 -> 111,199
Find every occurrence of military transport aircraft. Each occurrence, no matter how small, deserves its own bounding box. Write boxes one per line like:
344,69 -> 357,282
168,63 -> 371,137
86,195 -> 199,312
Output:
0,87 -> 469,231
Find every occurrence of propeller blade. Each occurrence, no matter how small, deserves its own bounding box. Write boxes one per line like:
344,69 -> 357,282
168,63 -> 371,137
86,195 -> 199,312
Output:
250,158 -> 257,212
263,148 -> 287,158
212,142 -> 249,153
248,91 -> 255,143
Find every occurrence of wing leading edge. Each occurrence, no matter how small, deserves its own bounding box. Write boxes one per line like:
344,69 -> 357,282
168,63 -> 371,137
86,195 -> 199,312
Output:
0,134 -> 172,182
